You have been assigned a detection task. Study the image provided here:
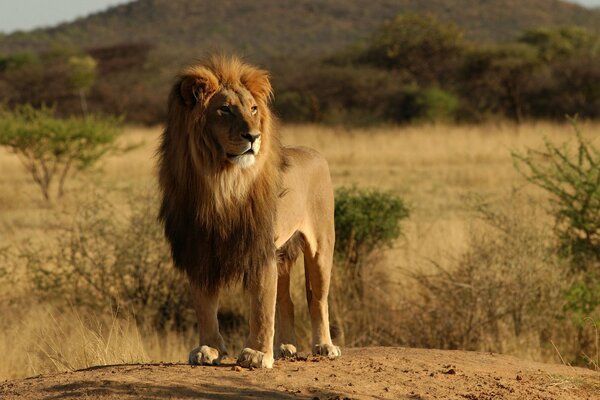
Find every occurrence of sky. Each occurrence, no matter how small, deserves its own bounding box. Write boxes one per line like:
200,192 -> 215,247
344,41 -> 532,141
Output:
0,0 -> 132,33
0,0 -> 600,34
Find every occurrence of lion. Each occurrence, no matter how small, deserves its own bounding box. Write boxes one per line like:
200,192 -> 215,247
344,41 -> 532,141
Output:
157,55 -> 340,369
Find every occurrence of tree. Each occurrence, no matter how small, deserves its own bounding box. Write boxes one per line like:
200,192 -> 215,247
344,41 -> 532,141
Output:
519,26 -> 600,62
459,44 -> 541,123
519,27 -> 600,120
359,14 -> 465,85
0,105 -> 122,202
68,55 -> 97,116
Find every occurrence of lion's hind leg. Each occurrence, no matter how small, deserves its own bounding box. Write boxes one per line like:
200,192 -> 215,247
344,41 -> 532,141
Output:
275,264 -> 297,358
274,234 -> 303,358
304,239 -> 341,359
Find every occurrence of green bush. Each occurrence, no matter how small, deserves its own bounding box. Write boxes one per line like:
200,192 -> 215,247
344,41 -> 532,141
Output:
331,186 -> 410,346
513,120 -> 600,267
412,87 -> 459,123
0,105 -> 122,202
334,186 -> 410,268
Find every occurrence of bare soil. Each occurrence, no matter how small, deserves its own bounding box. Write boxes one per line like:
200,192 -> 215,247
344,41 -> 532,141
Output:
1,347 -> 598,399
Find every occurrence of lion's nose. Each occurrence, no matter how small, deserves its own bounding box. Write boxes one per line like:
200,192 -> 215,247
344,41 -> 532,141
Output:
242,132 -> 261,143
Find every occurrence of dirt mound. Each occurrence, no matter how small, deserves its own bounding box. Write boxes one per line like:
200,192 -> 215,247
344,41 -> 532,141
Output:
1,347 -> 597,399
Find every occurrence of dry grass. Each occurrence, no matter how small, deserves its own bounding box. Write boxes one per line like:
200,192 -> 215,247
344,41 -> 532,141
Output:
1,121 -> 599,380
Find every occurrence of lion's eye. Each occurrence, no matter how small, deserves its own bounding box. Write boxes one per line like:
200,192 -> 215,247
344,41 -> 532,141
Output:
219,105 -> 231,114
251,105 -> 258,115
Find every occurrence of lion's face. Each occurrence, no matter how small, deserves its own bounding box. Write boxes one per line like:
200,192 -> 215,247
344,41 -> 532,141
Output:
204,87 -> 263,169
175,60 -> 273,171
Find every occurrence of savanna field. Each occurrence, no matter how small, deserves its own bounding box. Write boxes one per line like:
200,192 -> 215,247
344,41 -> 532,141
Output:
1,121 -> 599,383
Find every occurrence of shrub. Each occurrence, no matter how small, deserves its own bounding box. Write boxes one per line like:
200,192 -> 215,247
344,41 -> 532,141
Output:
0,105 -> 122,202
21,192 -> 194,333
331,186 -> 410,345
513,120 -> 600,267
513,120 -> 600,364
401,196 -> 568,358
412,87 -> 459,123
334,186 -> 410,269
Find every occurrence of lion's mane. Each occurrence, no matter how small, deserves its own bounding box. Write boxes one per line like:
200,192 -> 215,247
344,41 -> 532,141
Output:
157,56 -> 285,290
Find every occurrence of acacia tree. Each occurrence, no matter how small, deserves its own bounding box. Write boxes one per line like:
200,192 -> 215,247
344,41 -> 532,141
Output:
359,14 -> 465,85
0,105 -> 121,202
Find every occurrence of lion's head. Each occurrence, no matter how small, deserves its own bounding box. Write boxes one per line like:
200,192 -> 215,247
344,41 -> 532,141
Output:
158,55 -> 283,290
170,55 -> 275,171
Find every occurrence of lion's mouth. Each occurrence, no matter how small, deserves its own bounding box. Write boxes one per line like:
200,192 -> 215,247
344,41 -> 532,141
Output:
227,149 -> 255,159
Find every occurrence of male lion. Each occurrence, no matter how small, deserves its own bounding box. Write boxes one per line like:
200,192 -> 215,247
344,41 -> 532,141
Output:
157,55 -> 340,369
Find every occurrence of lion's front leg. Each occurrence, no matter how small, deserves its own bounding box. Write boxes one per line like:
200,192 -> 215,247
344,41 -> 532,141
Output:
237,260 -> 277,369
189,282 -> 228,366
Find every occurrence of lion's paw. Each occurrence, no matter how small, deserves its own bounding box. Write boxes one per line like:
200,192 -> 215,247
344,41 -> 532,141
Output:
189,345 -> 225,366
275,343 -> 297,358
313,343 -> 341,359
237,348 -> 274,369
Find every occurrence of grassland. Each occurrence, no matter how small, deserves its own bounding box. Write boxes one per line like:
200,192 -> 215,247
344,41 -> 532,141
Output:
0,122 -> 598,380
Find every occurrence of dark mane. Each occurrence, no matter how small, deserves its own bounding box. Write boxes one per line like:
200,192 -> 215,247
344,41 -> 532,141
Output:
157,55 -> 284,290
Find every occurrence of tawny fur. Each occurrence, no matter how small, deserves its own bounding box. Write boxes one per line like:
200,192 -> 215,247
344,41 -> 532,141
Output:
157,55 -> 340,368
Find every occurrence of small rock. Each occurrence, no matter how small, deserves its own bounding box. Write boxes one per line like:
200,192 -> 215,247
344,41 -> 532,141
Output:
516,375 -> 522,381
231,366 -> 243,372
444,368 -> 456,375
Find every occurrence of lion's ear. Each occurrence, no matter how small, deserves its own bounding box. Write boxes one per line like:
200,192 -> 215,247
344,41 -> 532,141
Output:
179,68 -> 219,107
242,69 -> 273,102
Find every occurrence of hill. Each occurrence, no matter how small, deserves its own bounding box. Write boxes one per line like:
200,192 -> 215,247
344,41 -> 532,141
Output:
0,0 -> 599,62
1,347 -> 597,399
1,0 -> 599,125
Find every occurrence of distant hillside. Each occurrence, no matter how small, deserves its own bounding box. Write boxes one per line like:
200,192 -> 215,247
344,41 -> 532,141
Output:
0,0 -> 599,63
1,0 -> 599,125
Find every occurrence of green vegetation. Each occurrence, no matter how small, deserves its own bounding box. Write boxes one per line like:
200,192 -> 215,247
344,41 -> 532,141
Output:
0,1 -> 599,124
334,186 -> 410,269
358,14 -> 464,85
68,55 -> 97,115
331,187 -> 410,345
513,121 -> 600,364
0,105 -> 122,202
514,120 -> 600,266
275,15 -> 600,125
